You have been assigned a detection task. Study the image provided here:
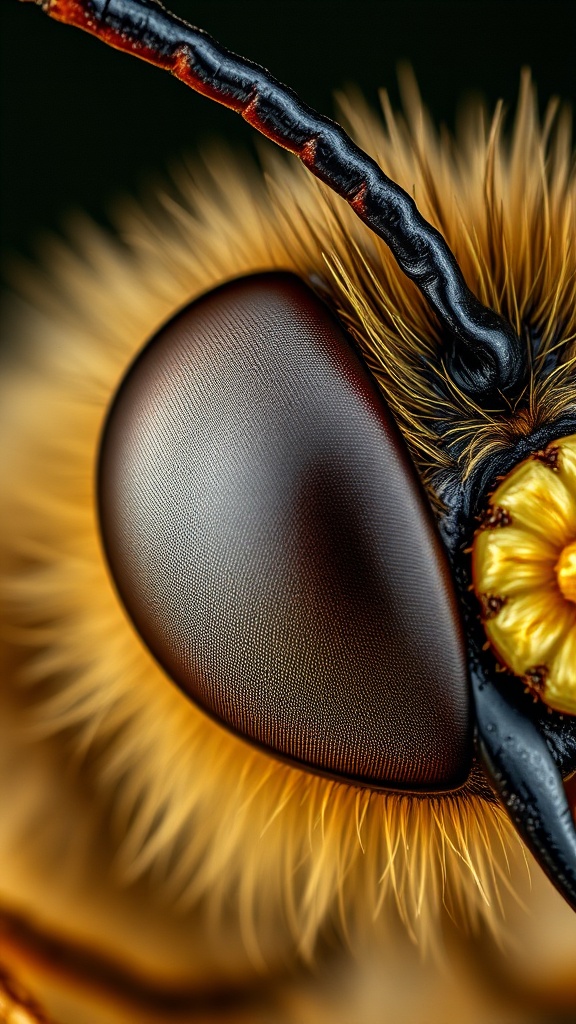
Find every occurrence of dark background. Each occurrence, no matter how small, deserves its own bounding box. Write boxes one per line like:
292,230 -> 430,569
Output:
1,1 -> 575,258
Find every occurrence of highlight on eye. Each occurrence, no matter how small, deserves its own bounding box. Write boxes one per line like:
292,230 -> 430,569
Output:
473,435 -> 576,714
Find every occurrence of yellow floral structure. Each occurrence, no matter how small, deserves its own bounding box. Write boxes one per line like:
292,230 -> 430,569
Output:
473,435 -> 576,714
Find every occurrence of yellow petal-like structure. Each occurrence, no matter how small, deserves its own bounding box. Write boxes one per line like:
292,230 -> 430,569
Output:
473,435 -> 576,713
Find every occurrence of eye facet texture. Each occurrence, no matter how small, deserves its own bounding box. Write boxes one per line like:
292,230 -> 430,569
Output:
99,273 -> 472,791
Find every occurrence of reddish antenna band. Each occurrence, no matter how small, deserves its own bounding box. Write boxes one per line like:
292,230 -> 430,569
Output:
21,0 -> 526,404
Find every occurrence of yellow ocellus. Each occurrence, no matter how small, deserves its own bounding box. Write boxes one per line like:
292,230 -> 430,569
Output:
473,434 -> 576,714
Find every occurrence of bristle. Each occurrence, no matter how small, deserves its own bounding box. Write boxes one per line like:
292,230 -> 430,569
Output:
1,73 -> 574,962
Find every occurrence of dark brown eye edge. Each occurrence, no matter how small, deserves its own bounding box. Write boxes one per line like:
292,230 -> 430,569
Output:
98,273 -> 473,797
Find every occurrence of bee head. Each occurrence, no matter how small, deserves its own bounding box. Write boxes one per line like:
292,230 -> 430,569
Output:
18,0 -> 576,921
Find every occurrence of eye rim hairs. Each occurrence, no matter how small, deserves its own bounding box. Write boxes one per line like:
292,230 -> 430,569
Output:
19,0 -> 576,913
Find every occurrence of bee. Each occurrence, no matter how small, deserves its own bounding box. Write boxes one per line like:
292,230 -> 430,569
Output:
1,2 -> 576,1021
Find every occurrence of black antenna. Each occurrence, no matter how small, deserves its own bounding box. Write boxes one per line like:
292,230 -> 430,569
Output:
21,0 -> 525,404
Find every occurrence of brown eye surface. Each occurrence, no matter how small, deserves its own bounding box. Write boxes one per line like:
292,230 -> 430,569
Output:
99,273 -> 471,792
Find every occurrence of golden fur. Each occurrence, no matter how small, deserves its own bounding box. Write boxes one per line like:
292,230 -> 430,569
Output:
1,73 -> 575,998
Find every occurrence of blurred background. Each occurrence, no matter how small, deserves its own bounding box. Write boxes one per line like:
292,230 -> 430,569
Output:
1,0 -> 576,259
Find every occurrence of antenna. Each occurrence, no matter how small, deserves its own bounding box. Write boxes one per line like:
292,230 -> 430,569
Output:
21,0 -> 526,402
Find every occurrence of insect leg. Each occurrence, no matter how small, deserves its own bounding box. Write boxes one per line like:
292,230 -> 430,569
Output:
472,659 -> 576,910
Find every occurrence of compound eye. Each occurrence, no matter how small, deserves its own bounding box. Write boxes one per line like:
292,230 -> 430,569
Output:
473,435 -> 576,713
98,272 -> 472,792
